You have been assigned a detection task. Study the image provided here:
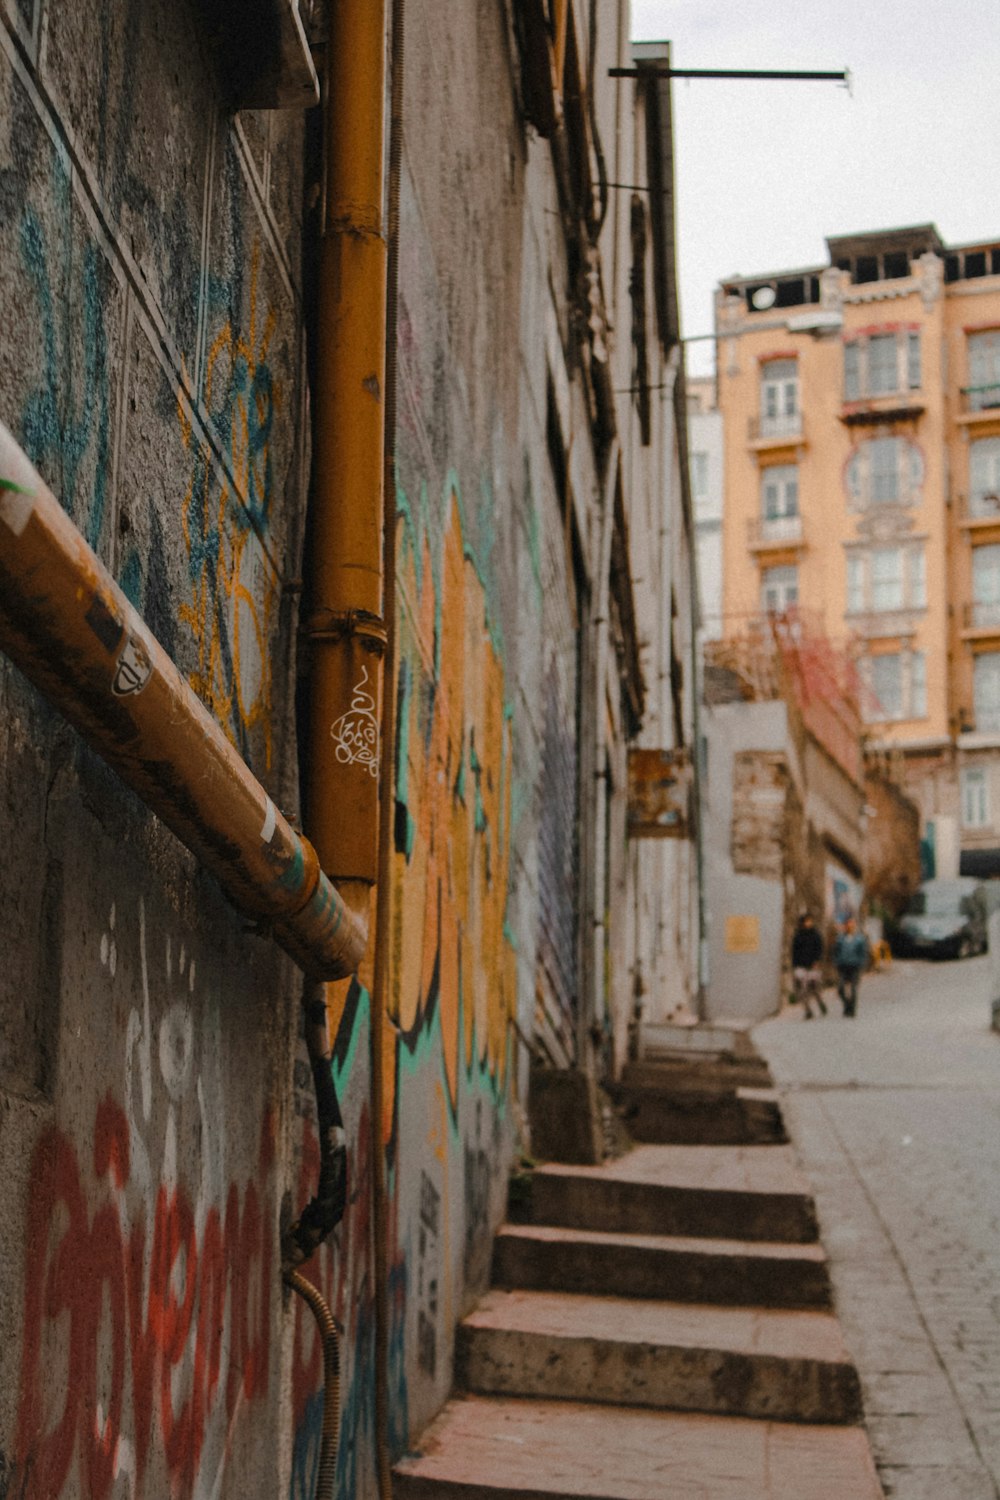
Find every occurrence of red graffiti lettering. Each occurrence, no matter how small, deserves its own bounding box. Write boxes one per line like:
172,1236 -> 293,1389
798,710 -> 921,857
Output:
15,1094 -> 276,1499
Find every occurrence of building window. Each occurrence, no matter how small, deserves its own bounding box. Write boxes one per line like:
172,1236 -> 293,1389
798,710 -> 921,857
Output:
843,330 -> 921,400
869,654 -> 903,719
969,437 -> 1000,517
972,544 -> 1000,628
967,329 -> 1000,410
861,650 -> 927,723
962,768 -> 990,829
870,547 -> 904,611
973,651 -> 1000,733
761,564 -> 798,614
907,332 -> 921,390
911,650 -> 927,717
691,451 -> 709,499
868,335 -> 898,395
909,548 -> 927,608
846,435 -> 924,509
760,463 -> 798,529
845,544 -> 927,616
759,359 -> 799,437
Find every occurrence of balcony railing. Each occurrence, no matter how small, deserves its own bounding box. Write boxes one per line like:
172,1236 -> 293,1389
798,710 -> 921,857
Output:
964,600 -> 1000,630
846,607 -> 920,640
748,411 -> 803,442
961,384 -> 1000,415
959,490 -> 1000,522
747,513 -> 804,548
971,706 -> 1000,735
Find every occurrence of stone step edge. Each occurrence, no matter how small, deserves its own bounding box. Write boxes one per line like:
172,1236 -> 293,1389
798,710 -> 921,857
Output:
393,1394 -> 885,1500
495,1222 -> 828,1260
456,1323 -> 864,1426
525,1173 -> 820,1244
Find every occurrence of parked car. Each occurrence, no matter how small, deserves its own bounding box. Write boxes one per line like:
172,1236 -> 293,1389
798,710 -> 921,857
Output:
892,878 -> 988,960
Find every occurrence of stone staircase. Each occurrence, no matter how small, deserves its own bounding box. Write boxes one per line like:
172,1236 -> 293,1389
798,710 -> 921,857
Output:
394,1044 -> 884,1500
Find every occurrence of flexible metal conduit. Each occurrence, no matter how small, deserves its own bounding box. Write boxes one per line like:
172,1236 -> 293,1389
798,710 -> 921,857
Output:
0,426 -> 366,980
286,1268 -> 341,1498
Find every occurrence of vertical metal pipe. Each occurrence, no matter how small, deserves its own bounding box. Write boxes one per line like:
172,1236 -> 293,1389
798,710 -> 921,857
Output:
578,438 -> 621,1072
370,0 -> 405,1491
304,0 -> 389,887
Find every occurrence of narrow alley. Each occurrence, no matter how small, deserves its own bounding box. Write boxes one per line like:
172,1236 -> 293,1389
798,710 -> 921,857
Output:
758,957 -> 1000,1500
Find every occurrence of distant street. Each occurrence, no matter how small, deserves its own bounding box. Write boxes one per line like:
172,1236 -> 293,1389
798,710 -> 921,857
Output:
756,955 -> 1000,1500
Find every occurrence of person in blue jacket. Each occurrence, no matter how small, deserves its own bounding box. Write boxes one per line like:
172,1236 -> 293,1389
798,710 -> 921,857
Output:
832,915 -> 870,1018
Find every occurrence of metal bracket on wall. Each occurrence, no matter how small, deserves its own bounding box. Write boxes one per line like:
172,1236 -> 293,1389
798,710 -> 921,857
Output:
609,66 -> 850,85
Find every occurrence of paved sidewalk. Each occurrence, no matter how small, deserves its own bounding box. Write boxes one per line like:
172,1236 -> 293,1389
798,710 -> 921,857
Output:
756,956 -> 1000,1500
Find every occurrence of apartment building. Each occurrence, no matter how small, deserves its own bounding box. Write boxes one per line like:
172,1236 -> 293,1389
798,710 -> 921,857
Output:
688,374 -> 724,640
716,223 -> 1000,878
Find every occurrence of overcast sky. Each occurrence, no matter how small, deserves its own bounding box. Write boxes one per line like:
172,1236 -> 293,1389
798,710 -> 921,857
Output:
630,1 -> 1000,376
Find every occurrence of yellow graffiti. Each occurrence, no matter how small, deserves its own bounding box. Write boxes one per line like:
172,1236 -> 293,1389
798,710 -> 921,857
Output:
177,242 -> 281,766
326,487 -> 517,1147
392,489 -> 515,1119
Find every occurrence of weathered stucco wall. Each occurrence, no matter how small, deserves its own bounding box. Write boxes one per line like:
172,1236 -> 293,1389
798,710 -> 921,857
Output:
704,700 -> 788,1021
0,1 -> 318,1497
0,4 -> 683,1497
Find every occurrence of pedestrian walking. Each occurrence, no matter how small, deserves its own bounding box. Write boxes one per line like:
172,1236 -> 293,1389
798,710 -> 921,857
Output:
832,915 -> 870,1017
791,911 -> 826,1019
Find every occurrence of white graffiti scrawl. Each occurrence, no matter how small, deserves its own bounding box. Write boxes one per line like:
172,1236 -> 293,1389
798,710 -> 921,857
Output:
329,664 -> 379,777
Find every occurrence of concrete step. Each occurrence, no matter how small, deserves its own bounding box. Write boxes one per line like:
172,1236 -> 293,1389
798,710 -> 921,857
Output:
620,1056 -> 774,1092
640,1019 -> 757,1058
393,1394 -> 885,1499
456,1289 -> 863,1425
527,1145 -> 819,1244
612,1083 -> 787,1145
492,1222 -> 832,1309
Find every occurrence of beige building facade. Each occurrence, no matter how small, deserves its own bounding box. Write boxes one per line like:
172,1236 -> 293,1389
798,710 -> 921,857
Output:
716,224 -> 1000,877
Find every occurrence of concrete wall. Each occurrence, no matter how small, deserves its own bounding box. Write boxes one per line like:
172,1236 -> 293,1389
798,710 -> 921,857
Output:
704,700 -> 788,1021
1,3 -> 689,1497
864,770 -> 921,916
0,2 -> 314,1496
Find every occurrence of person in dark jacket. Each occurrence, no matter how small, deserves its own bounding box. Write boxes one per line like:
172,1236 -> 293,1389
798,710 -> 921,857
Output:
832,915 -> 870,1017
791,912 -> 826,1019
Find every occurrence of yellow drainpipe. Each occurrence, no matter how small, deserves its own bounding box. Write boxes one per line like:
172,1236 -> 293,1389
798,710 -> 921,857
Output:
303,0 -> 388,918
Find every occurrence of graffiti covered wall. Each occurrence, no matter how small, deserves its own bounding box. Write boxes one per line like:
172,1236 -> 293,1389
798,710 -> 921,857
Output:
0,0 -> 619,1495
0,0 -> 314,1494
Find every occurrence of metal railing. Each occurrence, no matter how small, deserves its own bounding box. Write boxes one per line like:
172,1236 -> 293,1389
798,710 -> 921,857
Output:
747,513 -> 804,547
749,410 -> 803,441
961,384 -> 1000,414
845,607 -> 920,640
964,600 -> 1000,630
959,490 -> 1000,521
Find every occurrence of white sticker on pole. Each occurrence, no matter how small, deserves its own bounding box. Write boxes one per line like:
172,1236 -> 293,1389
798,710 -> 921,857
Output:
261,796 -> 277,844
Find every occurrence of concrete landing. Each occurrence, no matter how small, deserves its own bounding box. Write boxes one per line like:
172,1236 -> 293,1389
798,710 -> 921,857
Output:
457,1288 -> 862,1424
530,1144 -> 819,1242
493,1221 -> 832,1308
393,1394 -> 885,1500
